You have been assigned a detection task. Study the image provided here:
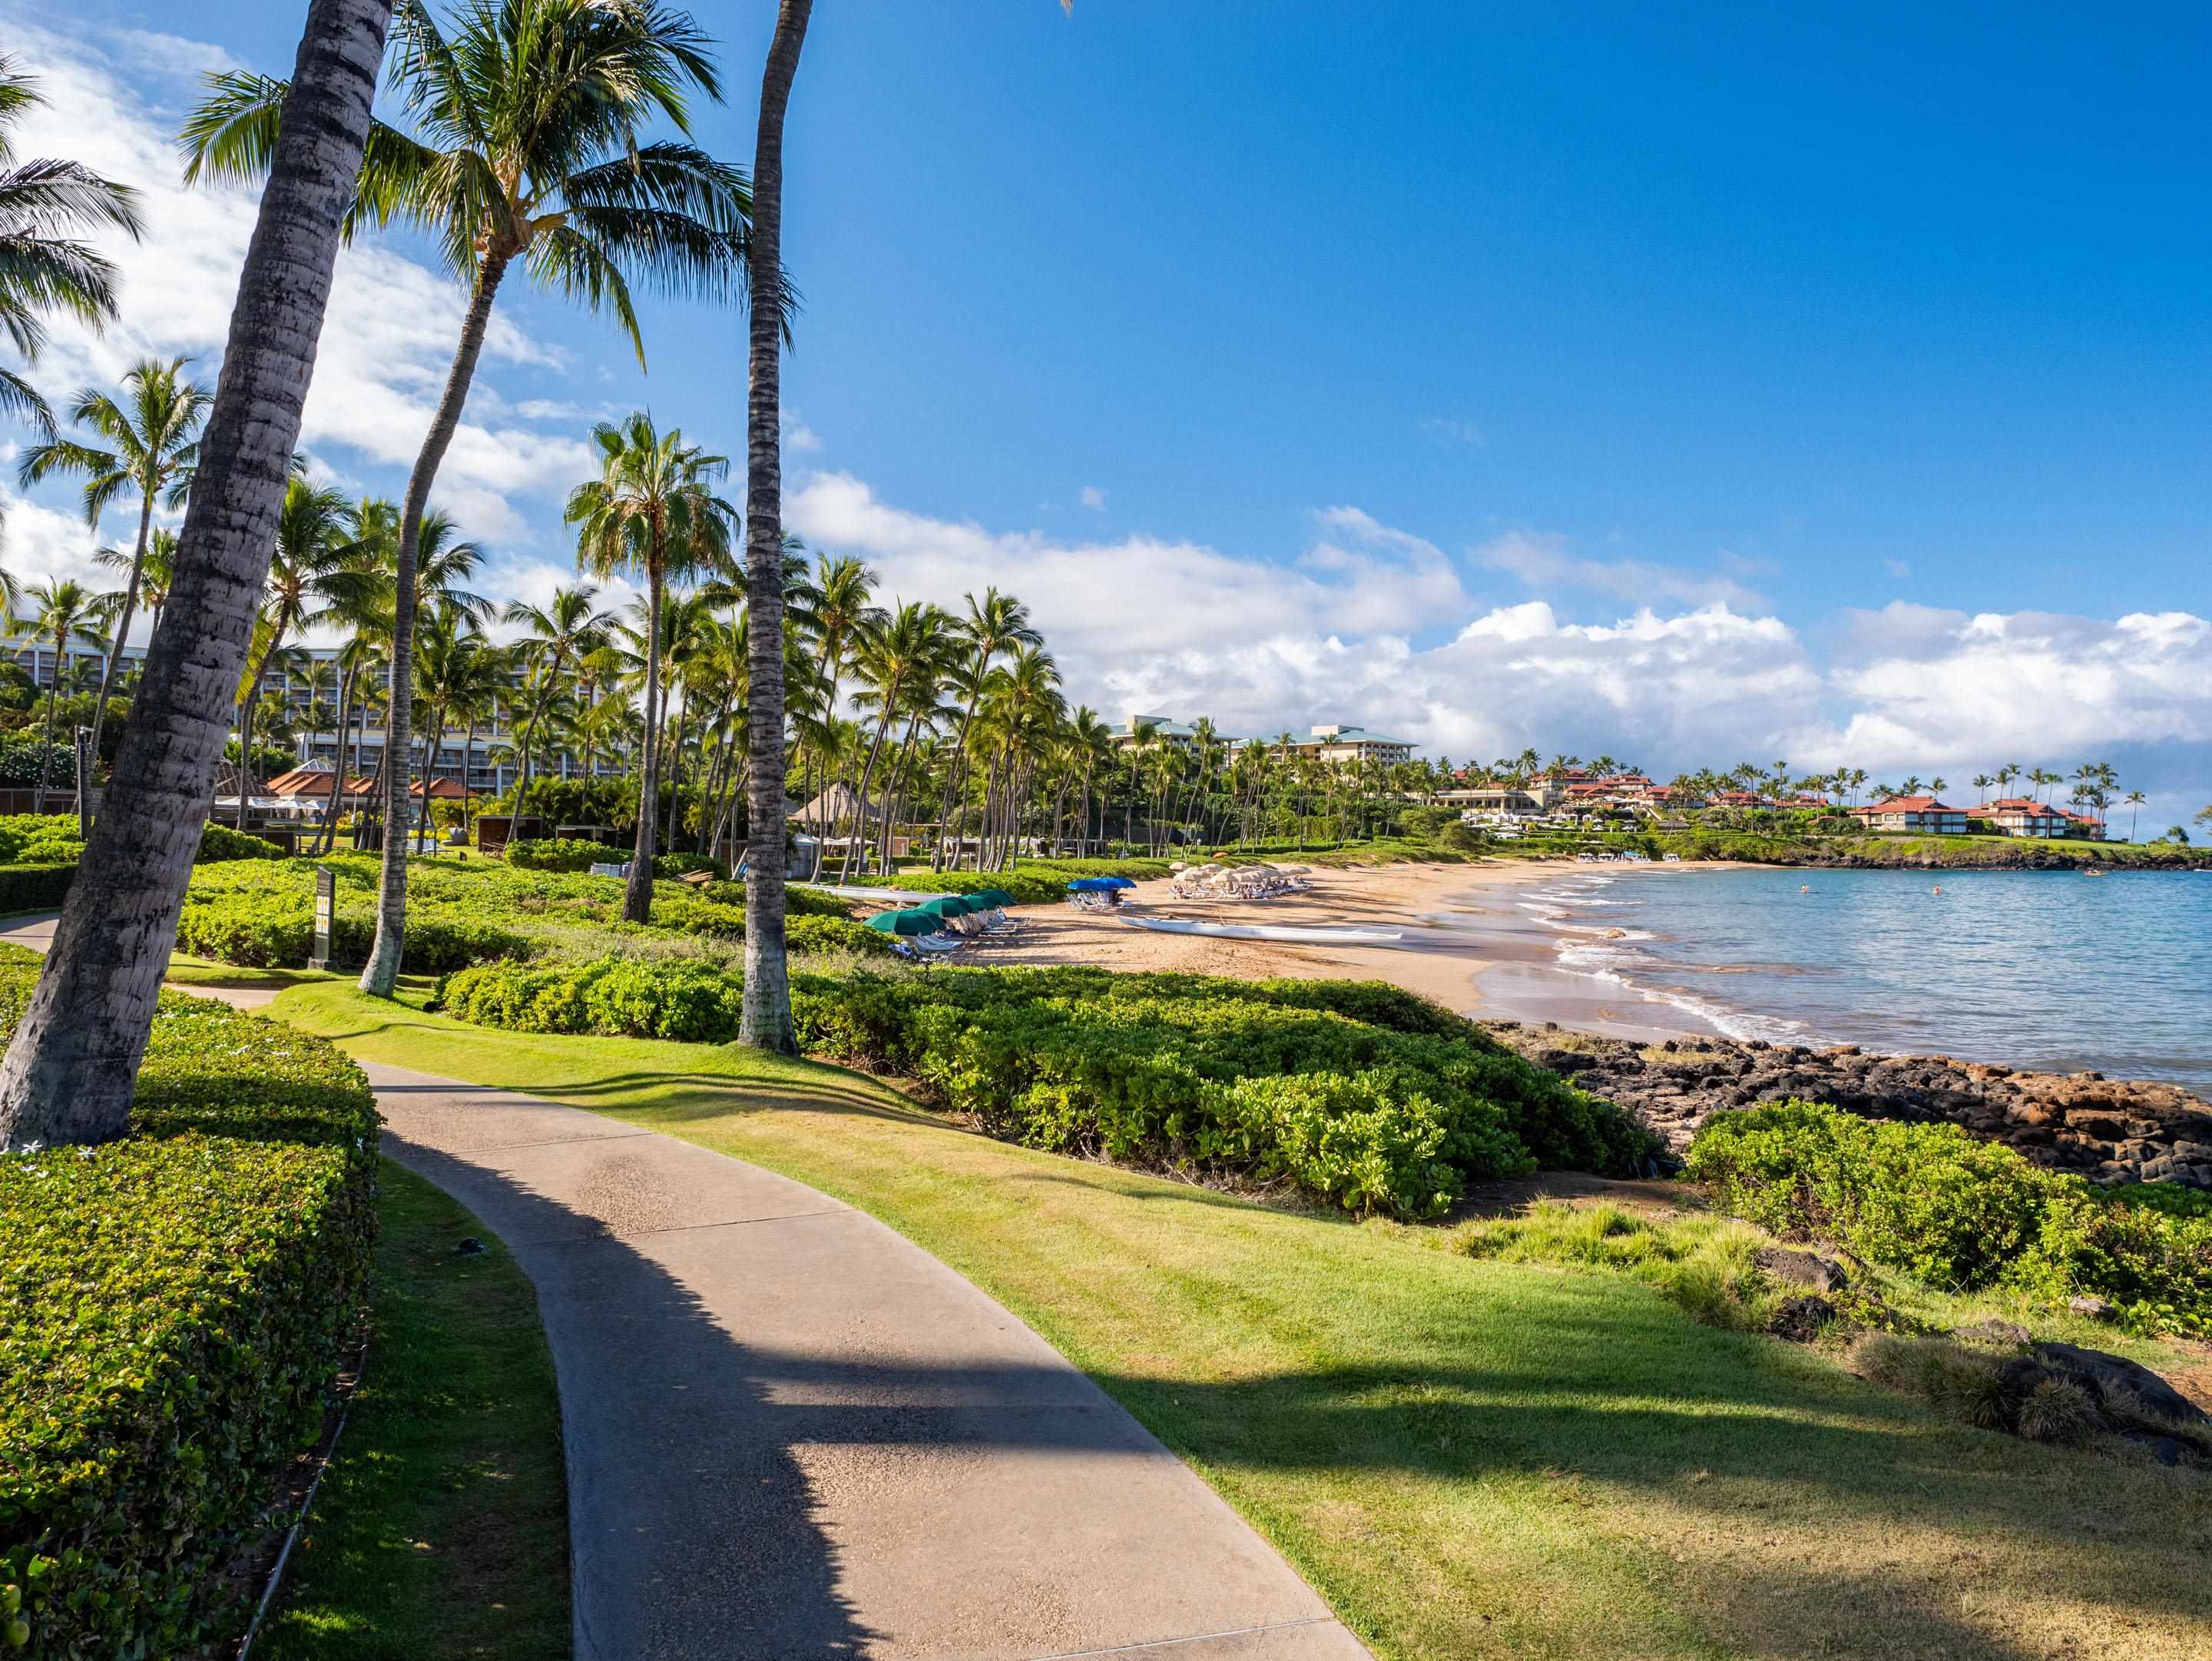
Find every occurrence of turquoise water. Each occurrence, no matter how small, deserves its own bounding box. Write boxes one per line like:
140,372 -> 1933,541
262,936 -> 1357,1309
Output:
1520,865 -> 2212,1092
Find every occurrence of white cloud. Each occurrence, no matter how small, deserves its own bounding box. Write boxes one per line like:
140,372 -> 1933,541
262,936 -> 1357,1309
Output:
3,17 -> 583,547
1475,529 -> 1767,610
1079,485 -> 1105,511
1884,558 -> 1912,580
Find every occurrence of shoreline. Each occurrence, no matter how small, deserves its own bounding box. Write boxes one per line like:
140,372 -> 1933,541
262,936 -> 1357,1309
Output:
984,857 -> 1741,1043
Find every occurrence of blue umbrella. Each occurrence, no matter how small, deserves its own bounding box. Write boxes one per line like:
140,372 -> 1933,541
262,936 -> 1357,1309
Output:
1068,877 -> 1115,892
1101,877 -> 1136,890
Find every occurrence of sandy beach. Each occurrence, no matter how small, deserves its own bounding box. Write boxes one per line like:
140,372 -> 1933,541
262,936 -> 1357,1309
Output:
975,857 -> 1735,1041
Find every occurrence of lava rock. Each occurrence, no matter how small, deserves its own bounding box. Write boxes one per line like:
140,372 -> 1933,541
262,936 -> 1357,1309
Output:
1770,1296 -> 1836,1343
2032,1342 -> 2208,1427
1955,1318 -> 2032,1348
1754,1246 -> 1850,1291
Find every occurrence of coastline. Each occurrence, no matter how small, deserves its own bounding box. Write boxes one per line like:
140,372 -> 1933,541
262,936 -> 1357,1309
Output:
984,857 -> 1739,1041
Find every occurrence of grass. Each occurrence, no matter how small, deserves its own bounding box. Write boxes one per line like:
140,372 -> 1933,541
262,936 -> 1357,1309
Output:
256,1160 -> 568,1661
270,982 -> 2212,1661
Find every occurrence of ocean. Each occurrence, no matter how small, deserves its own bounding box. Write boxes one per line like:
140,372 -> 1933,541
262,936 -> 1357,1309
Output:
1513,864 -> 2212,1092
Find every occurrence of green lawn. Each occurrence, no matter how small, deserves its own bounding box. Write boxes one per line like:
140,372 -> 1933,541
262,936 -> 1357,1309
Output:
256,1159 -> 569,1661
273,983 -> 2212,1661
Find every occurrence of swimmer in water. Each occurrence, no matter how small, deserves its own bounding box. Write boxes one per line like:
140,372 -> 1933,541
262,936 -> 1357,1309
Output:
1932,884 -> 1942,896
1800,884 -> 1810,894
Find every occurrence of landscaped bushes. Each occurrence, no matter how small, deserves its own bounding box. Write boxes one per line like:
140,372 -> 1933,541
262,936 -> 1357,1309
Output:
0,863 -> 73,914
194,821 -> 287,862
435,954 -> 745,1042
503,837 -> 631,871
0,961 -> 379,1659
790,968 -> 1652,1218
1687,1100 -> 2212,1335
174,893 -> 531,972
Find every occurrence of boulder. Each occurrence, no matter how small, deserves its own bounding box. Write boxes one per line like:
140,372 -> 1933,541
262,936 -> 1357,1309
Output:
1770,1295 -> 1836,1343
1754,1246 -> 1849,1292
2067,1295 -> 2116,1321
2032,1342 -> 2207,1427
1955,1318 -> 2032,1348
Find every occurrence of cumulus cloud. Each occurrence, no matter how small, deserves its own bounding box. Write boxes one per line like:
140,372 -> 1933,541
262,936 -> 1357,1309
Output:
3,16 -> 586,546
1476,529 -> 1767,610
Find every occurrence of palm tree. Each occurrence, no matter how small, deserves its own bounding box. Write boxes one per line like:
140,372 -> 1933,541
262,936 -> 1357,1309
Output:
503,584 -> 614,804
94,527 -> 178,646
18,358 -> 210,765
0,54 -> 144,442
568,413 -> 733,922
737,0 -> 815,1052
2124,791 -> 2146,841
0,0 -> 396,1149
13,578 -> 107,811
230,472 -> 353,826
187,0 -> 766,996
933,588 -> 1039,871
806,553 -> 882,838
410,602 -> 507,850
839,601 -> 955,880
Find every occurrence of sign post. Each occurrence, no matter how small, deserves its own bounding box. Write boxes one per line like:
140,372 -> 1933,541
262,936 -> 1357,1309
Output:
310,865 -> 336,970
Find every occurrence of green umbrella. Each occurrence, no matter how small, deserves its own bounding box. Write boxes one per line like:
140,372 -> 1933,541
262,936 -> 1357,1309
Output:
919,894 -> 980,918
975,888 -> 1016,908
866,908 -> 943,936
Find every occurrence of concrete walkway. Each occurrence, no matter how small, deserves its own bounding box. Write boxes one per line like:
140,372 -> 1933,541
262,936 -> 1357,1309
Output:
370,1064 -> 1371,1661
1,911 -> 1368,1656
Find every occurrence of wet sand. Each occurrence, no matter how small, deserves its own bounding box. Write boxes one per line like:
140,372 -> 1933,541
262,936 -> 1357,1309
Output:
975,858 -> 1735,1041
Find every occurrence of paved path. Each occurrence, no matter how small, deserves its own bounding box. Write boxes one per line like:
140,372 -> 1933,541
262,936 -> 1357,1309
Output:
370,1064 -> 1371,1661
0,913 -> 282,1010
0,916 -> 1365,1657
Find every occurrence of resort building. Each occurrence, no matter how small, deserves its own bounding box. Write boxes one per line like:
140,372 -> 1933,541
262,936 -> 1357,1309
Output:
1108,715 -> 1222,752
4,638 -> 614,794
1850,795 -> 1970,834
1979,797 -> 2071,837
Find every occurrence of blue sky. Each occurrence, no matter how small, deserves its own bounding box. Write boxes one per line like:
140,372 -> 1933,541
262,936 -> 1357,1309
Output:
4,2 -> 2209,823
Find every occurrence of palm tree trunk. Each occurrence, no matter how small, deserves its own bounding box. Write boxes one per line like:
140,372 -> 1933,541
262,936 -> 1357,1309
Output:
738,0 -> 810,1050
85,490 -> 155,784
624,565 -> 664,923
33,653 -> 59,816
362,250 -> 514,994
316,660 -> 353,854
841,710 -> 895,883
0,0 -> 393,1148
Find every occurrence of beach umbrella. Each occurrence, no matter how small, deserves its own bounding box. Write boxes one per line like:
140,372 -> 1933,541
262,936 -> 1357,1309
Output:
865,908 -> 943,936
975,888 -> 1016,908
1101,877 -> 1136,890
919,894 -> 980,918
1068,877 -> 1114,892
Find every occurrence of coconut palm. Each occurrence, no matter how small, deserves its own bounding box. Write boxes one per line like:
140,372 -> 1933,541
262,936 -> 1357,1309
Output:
18,358 -> 210,763
567,413 -> 733,922
2124,791 -> 2146,841
839,601 -> 955,880
230,472 -> 353,825
935,588 -> 1041,871
12,578 -> 107,811
410,602 -> 508,849
503,583 -> 614,803
734,0 -> 816,1049
0,0 -> 392,1149
187,0 -> 770,996
0,54 -> 144,443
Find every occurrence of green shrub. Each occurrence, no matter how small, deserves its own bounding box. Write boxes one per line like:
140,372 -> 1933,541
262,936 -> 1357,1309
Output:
504,837 -> 631,872
434,954 -> 745,1042
786,914 -> 891,956
174,893 -> 531,972
1687,1101 -> 2212,1335
194,821 -> 286,862
788,967 -> 1651,1218
0,863 -> 73,914
0,964 -> 378,1659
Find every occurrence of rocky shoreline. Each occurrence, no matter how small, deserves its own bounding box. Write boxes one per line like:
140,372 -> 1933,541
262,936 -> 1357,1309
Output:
1479,1020 -> 2212,1190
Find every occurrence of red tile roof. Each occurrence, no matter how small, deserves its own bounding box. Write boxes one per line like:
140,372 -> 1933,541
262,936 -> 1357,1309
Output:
1855,796 -> 1962,814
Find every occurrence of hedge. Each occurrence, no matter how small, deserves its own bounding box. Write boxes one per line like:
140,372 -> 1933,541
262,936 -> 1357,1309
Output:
787,968 -> 1651,1218
0,864 -> 73,916
503,837 -> 630,872
173,893 -> 531,973
0,963 -> 379,1658
1687,1101 -> 2212,1335
435,954 -> 746,1043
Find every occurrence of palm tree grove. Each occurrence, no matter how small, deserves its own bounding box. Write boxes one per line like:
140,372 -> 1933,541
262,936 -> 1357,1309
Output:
0,6 -> 2208,1659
